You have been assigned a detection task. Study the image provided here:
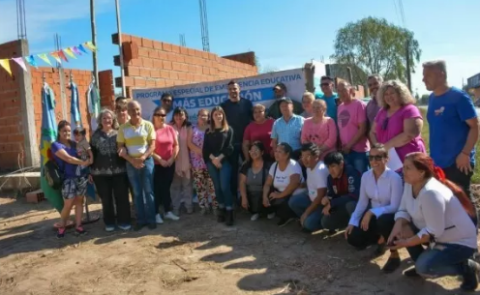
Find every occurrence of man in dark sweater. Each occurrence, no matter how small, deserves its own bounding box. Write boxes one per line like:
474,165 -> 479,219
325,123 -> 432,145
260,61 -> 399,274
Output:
220,80 -> 253,199
266,82 -> 303,119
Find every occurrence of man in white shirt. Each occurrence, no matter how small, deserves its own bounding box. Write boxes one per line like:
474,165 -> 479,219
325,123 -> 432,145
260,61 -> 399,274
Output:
288,143 -> 329,232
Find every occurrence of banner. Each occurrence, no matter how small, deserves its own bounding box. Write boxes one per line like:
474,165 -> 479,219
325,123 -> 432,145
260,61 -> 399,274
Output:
133,68 -> 307,122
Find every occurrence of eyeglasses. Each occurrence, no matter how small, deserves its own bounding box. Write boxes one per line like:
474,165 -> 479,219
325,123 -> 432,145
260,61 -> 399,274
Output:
154,113 -> 166,117
368,155 -> 385,161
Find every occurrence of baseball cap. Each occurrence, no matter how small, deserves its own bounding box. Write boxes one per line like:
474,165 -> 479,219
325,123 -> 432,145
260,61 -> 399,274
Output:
273,82 -> 287,91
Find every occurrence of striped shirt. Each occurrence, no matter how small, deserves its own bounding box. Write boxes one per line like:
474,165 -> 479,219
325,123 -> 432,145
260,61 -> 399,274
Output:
117,120 -> 156,158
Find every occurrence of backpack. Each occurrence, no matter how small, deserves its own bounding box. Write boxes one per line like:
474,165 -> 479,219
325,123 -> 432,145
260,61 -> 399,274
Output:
44,159 -> 64,189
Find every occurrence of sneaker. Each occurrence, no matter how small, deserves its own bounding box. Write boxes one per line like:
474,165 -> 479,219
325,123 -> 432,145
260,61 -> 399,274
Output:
148,223 -> 157,230
225,209 -> 234,226
105,225 -> 115,232
56,227 -> 66,239
75,226 -> 87,236
403,267 -> 420,277
155,214 -> 164,224
217,208 -> 226,223
118,224 -> 131,231
461,260 -> 480,291
250,213 -> 260,221
267,213 -> 276,220
277,218 -> 294,227
165,211 -> 180,221
382,256 -> 401,273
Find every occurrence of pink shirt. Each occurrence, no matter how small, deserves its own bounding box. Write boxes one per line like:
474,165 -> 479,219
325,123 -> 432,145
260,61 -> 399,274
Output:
154,125 -> 177,163
337,99 -> 369,152
301,117 -> 337,159
375,104 -> 426,162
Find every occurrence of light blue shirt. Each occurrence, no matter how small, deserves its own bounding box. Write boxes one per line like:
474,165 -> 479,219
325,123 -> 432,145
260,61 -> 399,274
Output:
317,93 -> 338,122
271,114 -> 304,150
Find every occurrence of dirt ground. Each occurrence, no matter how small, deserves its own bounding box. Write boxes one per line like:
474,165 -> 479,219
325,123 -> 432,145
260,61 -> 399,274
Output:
0,194 -> 477,295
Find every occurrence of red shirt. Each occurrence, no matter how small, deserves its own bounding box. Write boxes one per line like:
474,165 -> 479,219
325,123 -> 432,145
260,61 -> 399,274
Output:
243,119 -> 274,155
154,125 -> 177,163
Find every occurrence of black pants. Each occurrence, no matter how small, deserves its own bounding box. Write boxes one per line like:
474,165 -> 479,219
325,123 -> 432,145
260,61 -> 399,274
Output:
154,164 -> 175,213
247,191 -> 264,214
347,212 -> 395,250
266,195 -> 297,220
93,174 -> 131,226
443,164 -> 478,226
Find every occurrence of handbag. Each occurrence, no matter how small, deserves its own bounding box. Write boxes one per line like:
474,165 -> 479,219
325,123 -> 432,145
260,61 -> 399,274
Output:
268,163 -> 289,205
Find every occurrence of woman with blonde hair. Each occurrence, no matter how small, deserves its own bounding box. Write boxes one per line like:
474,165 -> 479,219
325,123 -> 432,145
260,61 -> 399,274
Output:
188,108 -> 217,215
301,91 -> 315,118
203,106 -> 235,225
91,108 -> 131,231
370,80 -> 426,167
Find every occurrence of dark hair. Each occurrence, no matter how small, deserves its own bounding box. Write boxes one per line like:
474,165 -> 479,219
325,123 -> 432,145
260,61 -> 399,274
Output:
321,76 -> 333,82
56,120 -> 71,141
405,152 -> 476,217
250,141 -> 265,154
227,80 -> 238,86
371,143 -> 388,157
115,96 -> 127,103
301,143 -> 321,157
151,106 -> 166,125
73,126 -> 86,136
171,107 -> 192,127
277,142 -> 293,159
324,152 -> 344,166
161,93 -> 173,100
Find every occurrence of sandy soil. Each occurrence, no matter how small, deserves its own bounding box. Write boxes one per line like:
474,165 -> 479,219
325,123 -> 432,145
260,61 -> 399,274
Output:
0,194 -> 477,295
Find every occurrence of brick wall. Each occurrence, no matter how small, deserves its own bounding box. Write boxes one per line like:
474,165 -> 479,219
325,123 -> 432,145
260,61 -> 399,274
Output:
222,52 -> 256,67
112,33 -> 258,97
0,40 -> 24,169
98,70 -> 115,109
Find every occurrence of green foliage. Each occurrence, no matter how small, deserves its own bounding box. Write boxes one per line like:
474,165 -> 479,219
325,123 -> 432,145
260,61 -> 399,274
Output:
331,17 -> 421,83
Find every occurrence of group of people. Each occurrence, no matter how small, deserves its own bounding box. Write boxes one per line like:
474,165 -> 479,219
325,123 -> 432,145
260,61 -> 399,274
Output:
49,59 -> 480,291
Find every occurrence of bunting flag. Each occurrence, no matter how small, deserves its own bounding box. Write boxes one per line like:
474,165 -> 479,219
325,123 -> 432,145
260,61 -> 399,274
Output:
0,41 -> 96,76
38,53 -> 52,66
85,41 -> 97,51
57,50 -> 68,62
26,55 -> 38,68
12,57 -> 27,72
72,46 -> 82,56
64,48 -> 77,59
50,51 -> 62,64
0,59 -> 12,76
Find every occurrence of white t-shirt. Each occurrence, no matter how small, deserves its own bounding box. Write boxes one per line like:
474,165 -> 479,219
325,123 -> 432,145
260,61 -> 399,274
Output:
269,159 -> 306,195
306,161 -> 329,201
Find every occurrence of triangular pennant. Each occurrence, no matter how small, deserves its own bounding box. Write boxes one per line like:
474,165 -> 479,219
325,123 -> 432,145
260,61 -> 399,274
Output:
50,51 -> 62,64
37,53 -> 52,66
58,50 -> 68,62
84,41 -> 97,51
72,46 -> 82,56
0,59 -> 12,76
26,55 -> 38,68
78,44 -> 89,54
63,48 -> 77,59
12,57 -> 27,72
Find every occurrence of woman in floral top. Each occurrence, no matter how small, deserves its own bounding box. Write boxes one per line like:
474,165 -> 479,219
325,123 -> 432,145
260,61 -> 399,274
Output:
90,108 -> 131,231
187,109 -> 217,215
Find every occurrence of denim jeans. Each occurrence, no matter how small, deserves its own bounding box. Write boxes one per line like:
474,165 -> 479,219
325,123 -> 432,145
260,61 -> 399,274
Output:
207,161 -> 233,209
343,151 -> 369,174
288,192 -> 323,232
126,157 -> 155,225
321,195 -> 357,230
407,243 -> 476,278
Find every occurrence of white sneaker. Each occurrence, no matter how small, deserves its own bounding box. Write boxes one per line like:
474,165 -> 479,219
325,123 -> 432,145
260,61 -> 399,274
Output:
105,225 -> 115,232
155,214 -> 164,224
267,213 -> 276,220
250,213 -> 260,221
165,211 -> 180,221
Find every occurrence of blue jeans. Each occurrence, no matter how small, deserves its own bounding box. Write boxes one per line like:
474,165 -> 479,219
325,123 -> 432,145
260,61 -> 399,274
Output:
343,151 -> 369,174
126,157 -> 155,225
288,192 -> 322,232
207,161 -> 233,209
407,243 -> 476,278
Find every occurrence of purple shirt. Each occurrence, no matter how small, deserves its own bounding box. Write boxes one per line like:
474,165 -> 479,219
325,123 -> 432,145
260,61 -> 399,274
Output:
51,141 -> 79,179
374,104 -> 426,162
366,97 -> 381,128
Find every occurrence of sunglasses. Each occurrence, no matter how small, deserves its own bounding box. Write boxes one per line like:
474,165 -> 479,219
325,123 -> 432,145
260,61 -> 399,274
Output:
368,155 -> 385,161
154,113 -> 166,117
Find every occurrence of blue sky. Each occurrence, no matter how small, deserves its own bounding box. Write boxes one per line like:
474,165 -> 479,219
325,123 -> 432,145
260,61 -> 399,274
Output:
1,0 -> 479,95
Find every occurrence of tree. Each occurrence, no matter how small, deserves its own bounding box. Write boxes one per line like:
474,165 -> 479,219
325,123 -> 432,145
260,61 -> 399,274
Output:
331,17 -> 421,84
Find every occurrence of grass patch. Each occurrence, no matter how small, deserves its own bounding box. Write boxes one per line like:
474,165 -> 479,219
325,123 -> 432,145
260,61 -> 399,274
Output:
420,108 -> 480,183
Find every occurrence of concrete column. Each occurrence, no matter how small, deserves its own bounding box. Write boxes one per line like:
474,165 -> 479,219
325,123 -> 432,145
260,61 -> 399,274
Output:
18,39 -> 40,167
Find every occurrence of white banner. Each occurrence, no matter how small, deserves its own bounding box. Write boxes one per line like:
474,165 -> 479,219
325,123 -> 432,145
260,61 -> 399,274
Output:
132,68 -> 307,122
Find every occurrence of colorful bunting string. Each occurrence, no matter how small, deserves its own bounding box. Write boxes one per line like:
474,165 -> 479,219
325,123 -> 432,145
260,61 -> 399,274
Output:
0,41 -> 96,76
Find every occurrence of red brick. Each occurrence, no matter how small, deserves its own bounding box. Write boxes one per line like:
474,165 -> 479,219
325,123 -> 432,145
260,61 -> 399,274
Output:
156,80 -> 166,87
169,72 -> 178,80
134,77 -> 146,87
146,79 -> 157,87
142,58 -> 154,68
125,67 -> 140,76
138,48 -> 148,57
180,47 -> 189,55
140,69 -> 151,77
153,59 -> 163,69
150,70 -> 161,78
159,70 -> 170,79
163,43 -> 172,52
141,38 -> 153,48
162,61 -> 172,70
170,44 -> 181,54
153,41 -> 164,50
172,62 -> 183,71
148,49 -> 159,59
